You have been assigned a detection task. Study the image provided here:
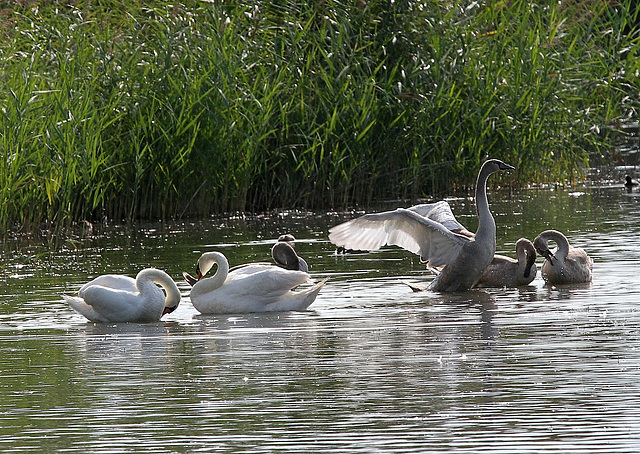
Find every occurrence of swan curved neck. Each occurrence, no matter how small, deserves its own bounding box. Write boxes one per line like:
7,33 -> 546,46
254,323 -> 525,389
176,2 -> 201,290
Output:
136,268 -> 181,307
542,230 -> 570,260
191,252 -> 229,297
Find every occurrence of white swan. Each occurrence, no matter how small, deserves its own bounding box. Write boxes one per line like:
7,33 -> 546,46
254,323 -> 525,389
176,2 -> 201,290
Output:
534,230 -> 593,284
63,268 -> 181,322
189,251 -> 327,314
328,159 -> 514,292
476,238 -> 537,287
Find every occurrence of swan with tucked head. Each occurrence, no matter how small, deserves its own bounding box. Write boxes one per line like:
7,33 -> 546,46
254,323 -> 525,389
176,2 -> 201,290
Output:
476,238 -> 537,287
189,251 -> 327,314
534,230 -> 593,284
329,159 -> 514,292
63,268 -> 181,322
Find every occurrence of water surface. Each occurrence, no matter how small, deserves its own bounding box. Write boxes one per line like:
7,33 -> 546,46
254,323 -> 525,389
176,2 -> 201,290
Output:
1,186 -> 640,453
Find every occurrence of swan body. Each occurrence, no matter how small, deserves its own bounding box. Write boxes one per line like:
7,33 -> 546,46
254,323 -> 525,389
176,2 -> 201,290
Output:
534,230 -> 593,284
476,238 -> 537,287
189,251 -> 327,314
329,159 -> 514,292
63,268 -> 181,322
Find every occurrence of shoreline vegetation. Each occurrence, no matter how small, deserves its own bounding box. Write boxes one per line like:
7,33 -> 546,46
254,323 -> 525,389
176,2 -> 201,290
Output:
1,0 -> 638,233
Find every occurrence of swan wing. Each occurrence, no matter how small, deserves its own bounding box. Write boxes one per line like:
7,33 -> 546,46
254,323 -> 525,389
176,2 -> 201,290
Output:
80,284 -> 163,322
79,275 -> 138,295
407,201 -> 469,233
329,208 -> 468,267
228,264 -> 309,296
63,295 -> 110,323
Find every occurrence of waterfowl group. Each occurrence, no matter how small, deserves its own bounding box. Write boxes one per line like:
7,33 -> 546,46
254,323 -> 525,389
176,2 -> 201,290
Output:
63,158 -> 594,322
329,159 -> 516,292
65,234 -> 325,321
329,158 -> 592,291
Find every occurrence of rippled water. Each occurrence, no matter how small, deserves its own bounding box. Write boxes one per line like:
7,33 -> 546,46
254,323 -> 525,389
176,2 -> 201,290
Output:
1,186 -> 640,453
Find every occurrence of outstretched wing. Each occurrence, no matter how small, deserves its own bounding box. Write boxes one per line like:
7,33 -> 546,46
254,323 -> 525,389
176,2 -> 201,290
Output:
328,208 -> 469,267
407,201 -> 472,236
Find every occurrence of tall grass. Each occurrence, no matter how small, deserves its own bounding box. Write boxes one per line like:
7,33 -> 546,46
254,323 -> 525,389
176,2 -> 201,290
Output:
0,0 -> 638,232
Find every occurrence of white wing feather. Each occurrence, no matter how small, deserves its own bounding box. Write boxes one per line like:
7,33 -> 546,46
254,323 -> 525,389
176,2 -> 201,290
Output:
407,201 -> 469,233
329,208 -> 469,267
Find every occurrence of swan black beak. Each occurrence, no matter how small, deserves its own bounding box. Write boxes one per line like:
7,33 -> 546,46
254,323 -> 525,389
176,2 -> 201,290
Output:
539,249 -> 555,265
523,249 -> 536,278
499,162 -> 515,171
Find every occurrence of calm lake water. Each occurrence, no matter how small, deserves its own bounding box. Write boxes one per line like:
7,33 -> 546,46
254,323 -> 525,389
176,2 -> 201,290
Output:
1,185 -> 640,453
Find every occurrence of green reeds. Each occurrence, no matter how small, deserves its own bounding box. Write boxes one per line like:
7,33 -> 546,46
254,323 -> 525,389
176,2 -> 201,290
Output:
0,0 -> 638,232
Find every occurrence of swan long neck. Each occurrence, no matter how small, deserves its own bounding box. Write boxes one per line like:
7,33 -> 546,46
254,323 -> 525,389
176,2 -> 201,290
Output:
516,239 -> 536,273
474,163 -> 496,242
191,252 -> 230,297
136,268 -> 181,308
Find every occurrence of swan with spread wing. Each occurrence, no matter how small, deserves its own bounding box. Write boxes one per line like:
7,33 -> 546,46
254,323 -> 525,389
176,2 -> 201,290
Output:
329,159 -> 514,292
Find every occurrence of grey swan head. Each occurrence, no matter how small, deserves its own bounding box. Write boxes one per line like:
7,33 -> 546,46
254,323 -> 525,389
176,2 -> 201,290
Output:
329,158 -> 514,292
476,238 -> 537,288
533,229 -> 593,284
272,234 -> 309,272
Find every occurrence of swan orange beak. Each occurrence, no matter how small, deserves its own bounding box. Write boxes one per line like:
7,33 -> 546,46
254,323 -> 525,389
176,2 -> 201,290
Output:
163,305 -> 178,315
196,264 -> 204,280
182,271 -> 198,286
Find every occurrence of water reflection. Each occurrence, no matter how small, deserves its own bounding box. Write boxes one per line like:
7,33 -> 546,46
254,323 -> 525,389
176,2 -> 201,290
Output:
2,187 -> 640,452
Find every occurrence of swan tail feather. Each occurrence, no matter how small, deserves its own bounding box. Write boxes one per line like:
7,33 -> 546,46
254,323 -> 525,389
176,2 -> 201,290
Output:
63,294 -> 108,322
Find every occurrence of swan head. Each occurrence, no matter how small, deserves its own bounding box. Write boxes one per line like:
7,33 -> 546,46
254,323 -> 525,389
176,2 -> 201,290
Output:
277,233 -> 297,243
163,297 -> 180,315
195,251 -> 229,279
271,241 -> 301,271
482,159 -> 515,174
534,241 -> 556,266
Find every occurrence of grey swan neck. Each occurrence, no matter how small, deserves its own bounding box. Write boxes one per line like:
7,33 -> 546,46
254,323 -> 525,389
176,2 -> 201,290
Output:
474,162 -> 496,243
543,230 -> 570,261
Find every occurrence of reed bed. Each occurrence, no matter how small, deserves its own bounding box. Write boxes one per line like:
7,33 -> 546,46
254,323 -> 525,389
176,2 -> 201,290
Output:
0,0 -> 638,232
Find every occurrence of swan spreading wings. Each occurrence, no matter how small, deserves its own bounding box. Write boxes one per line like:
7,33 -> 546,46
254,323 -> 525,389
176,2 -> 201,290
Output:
329,159 -> 514,292
329,201 -> 471,268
